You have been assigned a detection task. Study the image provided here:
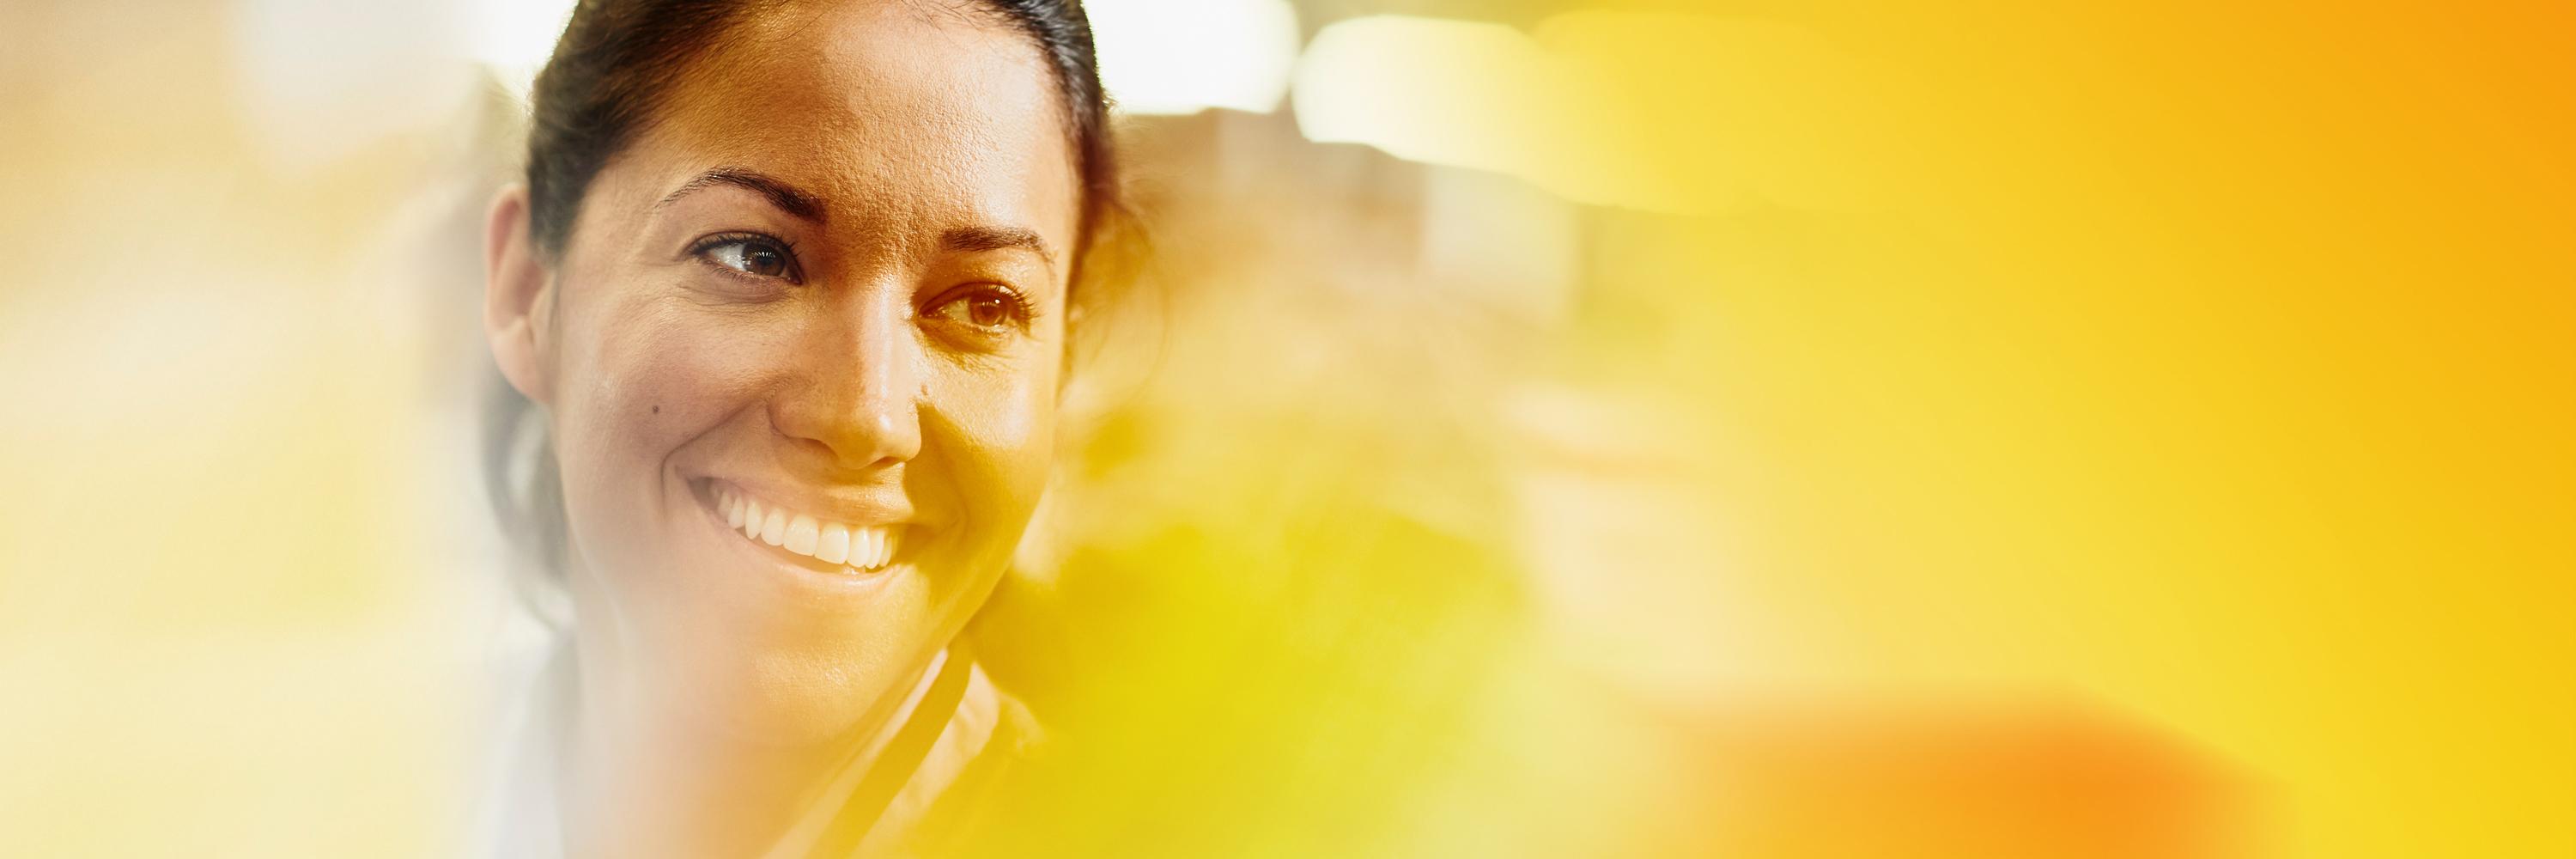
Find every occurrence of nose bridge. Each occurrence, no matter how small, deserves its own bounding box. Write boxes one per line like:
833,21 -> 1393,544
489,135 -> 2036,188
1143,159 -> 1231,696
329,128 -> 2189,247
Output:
780,289 -> 922,468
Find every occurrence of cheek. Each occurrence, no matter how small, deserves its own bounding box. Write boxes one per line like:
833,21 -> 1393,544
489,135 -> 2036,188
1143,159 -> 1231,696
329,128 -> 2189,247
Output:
555,296 -> 785,501
925,356 -> 1059,539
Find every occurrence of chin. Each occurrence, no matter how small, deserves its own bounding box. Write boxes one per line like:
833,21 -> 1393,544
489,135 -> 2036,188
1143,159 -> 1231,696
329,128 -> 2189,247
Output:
622,577 -> 941,748
560,469 -> 1023,746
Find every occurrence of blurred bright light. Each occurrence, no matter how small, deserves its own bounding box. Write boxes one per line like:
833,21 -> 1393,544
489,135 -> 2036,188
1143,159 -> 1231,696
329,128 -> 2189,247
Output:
1087,0 -> 1300,115
1291,15 -> 1642,208
231,0 -> 475,169
1295,13 -> 1885,214
470,0 -> 578,103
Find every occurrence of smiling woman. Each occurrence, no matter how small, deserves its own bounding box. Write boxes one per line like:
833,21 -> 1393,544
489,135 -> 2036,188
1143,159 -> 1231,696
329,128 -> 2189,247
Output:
477,1 -> 1117,856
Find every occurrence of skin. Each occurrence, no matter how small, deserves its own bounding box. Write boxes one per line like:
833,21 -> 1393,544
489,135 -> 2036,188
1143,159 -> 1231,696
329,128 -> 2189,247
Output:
482,3 -> 1079,854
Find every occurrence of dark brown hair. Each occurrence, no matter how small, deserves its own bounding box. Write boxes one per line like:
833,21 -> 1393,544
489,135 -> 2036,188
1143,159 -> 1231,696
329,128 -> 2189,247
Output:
525,0 -> 1119,259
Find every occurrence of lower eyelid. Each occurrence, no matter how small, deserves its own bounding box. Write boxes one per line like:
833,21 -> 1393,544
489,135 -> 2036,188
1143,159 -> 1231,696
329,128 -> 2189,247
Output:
690,258 -> 799,295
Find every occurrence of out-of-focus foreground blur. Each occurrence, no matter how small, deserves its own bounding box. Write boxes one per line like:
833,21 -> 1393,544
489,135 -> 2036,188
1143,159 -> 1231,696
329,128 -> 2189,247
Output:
2,0 -> 2570,856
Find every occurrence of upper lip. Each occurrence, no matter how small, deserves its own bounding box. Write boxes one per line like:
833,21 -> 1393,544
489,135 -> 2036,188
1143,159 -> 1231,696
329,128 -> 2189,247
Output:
696,476 -> 914,527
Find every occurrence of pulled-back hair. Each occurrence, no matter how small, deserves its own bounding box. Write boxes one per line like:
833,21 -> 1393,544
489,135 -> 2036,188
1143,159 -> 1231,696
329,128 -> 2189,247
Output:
524,0 -> 1119,258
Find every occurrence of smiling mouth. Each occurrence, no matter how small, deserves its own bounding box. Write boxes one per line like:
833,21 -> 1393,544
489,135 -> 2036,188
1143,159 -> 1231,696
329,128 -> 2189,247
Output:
703,481 -> 902,573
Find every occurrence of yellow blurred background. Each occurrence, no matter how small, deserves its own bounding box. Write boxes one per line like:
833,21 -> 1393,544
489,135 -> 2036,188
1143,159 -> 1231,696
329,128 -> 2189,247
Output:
1,0 -> 2568,856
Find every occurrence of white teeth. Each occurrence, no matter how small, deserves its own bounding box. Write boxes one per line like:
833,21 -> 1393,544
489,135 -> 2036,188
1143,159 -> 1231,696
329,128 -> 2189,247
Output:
714,484 -> 900,570
785,515 -> 818,554
759,508 -> 787,545
817,523 -> 851,565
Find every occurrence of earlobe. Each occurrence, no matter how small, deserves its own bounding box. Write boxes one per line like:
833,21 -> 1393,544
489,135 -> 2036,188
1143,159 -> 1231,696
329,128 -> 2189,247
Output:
484,185 -> 555,406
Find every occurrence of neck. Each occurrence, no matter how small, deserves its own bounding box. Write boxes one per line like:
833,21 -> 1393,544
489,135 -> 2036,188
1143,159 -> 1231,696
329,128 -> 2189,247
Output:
554,649 -> 944,859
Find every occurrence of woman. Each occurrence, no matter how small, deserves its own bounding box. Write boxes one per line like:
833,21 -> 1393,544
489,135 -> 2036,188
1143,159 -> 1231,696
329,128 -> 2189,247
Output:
478,1 -> 1116,855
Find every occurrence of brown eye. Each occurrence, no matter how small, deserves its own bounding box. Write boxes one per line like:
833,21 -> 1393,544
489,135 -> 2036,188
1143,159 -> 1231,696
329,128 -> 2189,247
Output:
700,236 -> 797,280
928,287 -> 1028,332
965,295 -> 1009,326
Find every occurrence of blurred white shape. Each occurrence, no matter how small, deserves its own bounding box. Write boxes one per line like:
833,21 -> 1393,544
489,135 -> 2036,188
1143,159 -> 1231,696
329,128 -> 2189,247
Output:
471,0 -> 579,105
1291,16 -> 1652,210
1534,11 -> 1887,212
1295,13 -> 1882,213
1292,17 -> 1538,173
231,0 -> 475,170
1087,0 -> 1300,115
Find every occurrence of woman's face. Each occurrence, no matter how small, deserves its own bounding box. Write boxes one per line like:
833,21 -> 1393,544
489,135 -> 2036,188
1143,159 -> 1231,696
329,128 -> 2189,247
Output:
489,2 -> 1078,743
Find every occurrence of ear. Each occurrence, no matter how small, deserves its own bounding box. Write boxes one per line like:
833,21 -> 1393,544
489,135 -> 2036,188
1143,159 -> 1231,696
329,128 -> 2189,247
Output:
485,185 -> 556,406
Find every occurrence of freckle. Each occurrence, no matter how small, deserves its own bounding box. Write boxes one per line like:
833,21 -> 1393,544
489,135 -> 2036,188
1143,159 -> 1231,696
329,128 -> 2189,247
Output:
652,405 -> 661,414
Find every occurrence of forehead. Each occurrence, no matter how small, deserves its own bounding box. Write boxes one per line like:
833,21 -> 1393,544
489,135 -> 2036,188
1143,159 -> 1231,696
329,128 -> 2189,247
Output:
617,1 -> 1078,247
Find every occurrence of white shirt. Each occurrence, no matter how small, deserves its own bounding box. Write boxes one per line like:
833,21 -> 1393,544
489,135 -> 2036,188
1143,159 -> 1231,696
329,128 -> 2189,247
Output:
474,638 -> 1028,858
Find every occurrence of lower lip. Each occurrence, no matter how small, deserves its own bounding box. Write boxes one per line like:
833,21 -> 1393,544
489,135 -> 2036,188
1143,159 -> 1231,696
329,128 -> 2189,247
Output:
690,478 -> 905,595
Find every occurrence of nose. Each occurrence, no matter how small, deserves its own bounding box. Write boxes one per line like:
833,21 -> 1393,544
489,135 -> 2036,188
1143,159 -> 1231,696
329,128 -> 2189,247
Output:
769,291 -> 924,470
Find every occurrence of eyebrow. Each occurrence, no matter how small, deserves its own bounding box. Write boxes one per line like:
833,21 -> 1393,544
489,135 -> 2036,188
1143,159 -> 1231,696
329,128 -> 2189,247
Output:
654,167 -> 826,223
941,224 -> 1057,270
655,167 -> 1054,269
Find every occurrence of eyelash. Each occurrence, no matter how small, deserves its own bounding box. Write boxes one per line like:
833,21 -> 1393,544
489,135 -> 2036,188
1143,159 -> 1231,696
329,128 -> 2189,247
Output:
927,283 -> 1040,333
687,231 -> 803,284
